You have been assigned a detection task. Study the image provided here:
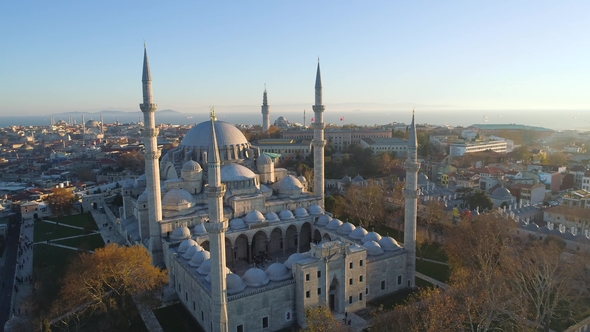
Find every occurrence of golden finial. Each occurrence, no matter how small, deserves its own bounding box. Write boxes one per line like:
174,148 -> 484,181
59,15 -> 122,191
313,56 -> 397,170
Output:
210,107 -> 216,121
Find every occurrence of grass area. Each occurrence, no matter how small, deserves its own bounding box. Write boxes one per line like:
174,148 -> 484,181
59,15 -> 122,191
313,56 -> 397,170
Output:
415,277 -> 434,288
46,213 -> 99,230
550,297 -> 590,331
154,303 -> 205,332
33,244 -> 80,305
34,221 -> 88,242
367,288 -> 418,311
54,233 -> 105,251
417,242 -> 448,262
415,259 -> 451,283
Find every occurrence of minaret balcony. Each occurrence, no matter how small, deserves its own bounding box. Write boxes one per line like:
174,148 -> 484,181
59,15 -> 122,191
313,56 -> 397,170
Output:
403,188 -> 420,199
205,220 -> 228,234
312,105 -> 325,112
142,128 -> 159,138
140,103 -> 157,112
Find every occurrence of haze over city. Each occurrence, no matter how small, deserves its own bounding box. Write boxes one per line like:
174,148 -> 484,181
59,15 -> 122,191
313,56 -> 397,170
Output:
1,0 -> 589,121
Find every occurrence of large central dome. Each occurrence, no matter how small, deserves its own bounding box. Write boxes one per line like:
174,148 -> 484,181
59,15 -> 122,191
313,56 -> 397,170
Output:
180,121 -> 249,149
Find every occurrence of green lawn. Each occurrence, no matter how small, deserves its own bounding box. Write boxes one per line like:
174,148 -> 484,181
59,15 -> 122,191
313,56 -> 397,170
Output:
47,213 -> 99,230
417,242 -> 448,262
367,288 -> 418,310
54,233 -> 105,251
33,244 -> 80,307
154,303 -> 205,332
415,259 -> 450,283
415,276 -> 434,289
34,221 -> 88,242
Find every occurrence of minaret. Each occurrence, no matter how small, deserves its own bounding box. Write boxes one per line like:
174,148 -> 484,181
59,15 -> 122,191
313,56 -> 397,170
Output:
403,110 -> 420,288
261,85 -> 270,133
204,109 -> 229,332
82,115 -> 85,134
100,113 -> 104,134
139,46 -> 164,266
312,61 -> 326,206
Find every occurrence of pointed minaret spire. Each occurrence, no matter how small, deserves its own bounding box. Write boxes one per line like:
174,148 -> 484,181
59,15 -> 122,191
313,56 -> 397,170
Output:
261,85 -> 270,133
403,109 -> 420,289
312,60 -> 326,207
208,108 -> 220,168
409,108 -> 417,151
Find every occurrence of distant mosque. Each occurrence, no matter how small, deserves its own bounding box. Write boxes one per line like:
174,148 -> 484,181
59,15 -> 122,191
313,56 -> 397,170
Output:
118,48 -> 419,332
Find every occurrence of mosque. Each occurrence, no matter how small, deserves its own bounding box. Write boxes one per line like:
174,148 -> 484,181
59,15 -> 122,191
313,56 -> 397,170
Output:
118,48 -> 419,331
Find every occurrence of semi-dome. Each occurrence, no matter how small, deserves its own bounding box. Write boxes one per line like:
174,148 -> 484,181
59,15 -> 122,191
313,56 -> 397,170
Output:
162,189 -> 194,207
265,263 -> 291,281
180,120 -> 249,150
349,227 -> 368,240
363,241 -> 384,256
277,175 -> 303,191
227,273 -> 247,295
258,154 -> 273,165
221,163 -> 256,182
193,223 -> 207,236
244,210 -> 265,224
182,244 -> 204,259
294,207 -> 309,217
170,226 -> 191,241
279,210 -> 295,221
307,205 -> 323,215
188,250 -> 210,267
230,218 -> 248,230
178,239 -> 198,253
492,187 -> 512,199
326,218 -> 343,230
182,160 -> 202,172
338,222 -> 356,235
265,212 -> 280,222
196,259 -> 211,275
316,214 -> 332,226
379,237 -> 401,251
284,253 -> 306,269
243,268 -> 270,287
362,231 -> 382,243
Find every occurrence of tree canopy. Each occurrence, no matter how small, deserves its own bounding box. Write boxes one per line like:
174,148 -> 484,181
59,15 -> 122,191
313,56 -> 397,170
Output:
46,188 -> 77,218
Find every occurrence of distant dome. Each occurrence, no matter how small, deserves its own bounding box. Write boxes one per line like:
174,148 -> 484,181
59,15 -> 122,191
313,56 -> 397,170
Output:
316,214 -> 332,226
352,175 -> 364,182
230,218 -> 248,230
244,210 -> 265,224
178,239 -> 198,253
294,207 -> 309,217
284,253 -> 306,269
180,120 -> 249,151
492,187 -> 512,199
86,119 -> 100,127
338,222 -> 356,235
196,259 -> 211,275
279,210 -> 295,221
265,263 -> 291,281
258,154 -> 272,165
137,190 -> 148,203
326,218 -> 343,230
307,205 -> 323,215
277,175 -> 303,191
349,227 -> 368,240
364,241 -> 384,256
162,189 -> 194,207
188,250 -> 210,267
193,223 -> 207,236
182,244 -> 204,259
243,268 -> 270,287
362,231 -> 382,243
418,174 -> 429,183
221,163 -> 256,182
182,160 -> 202,172
170,226 -> 191,241
226,273 -> 247,295
379,237 -> 401,251
265,212 -> 280,222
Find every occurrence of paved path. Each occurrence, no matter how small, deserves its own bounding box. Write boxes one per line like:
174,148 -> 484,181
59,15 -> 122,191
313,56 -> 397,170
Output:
39,220 -> 89,230
419,258 -> 449,266
416,272 -> 449,290
334,311 -> 369,331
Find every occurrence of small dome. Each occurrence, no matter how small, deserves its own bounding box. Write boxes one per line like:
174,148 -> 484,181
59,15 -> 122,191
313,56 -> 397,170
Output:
188,250 -> 210,267
230,218 -> 248,230
193,223 -> 208,236
265,212 -> 280,222
182,244 -> 204,259
297,175 -> 307,183
196,259 -> 211,275
363,241 -> 384,256
205,266 -> 231,283
243,268 -> 270,287
307,205 -> 323,215
575,233 -> 590,244
379,237 -> 401,251
338,222 -> 356,235
418,173 -> 429,183
244,210 -> 265,224
260,184 -> 272,193
316,214 -> 332,226
352,175 -> 364,182
362,231 -> 382,242
258,154 -> 273,165
538,226 -> 551,234
561,231 -> 575,240
277,175 -> 303,191
349,227 -> 368,240
326,218 -> 343,230
279,210 -> 295,221
265,263 -> 291,281
284,253 -> 306,269
137,190 -> 148,203
526,223 -> 540,231
182,160 -> 202,172
492,187 -> 512,199
227,273 -> 247,295
294,207 -> 309,217
162,189 -> 194,207
178,239 -> 198,253
170,226 -> 191,241
221,163 -> 256,182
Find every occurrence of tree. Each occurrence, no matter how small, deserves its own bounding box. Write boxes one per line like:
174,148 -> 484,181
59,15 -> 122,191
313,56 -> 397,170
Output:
338,180 -> 386,228
545,152 -> 569,166
76,167 -> 96,182
305,304 -> 348,332
466,190 -> 494,212
46,188 -> 76,219
117,151 -> 145,173
51,244 -> 167,330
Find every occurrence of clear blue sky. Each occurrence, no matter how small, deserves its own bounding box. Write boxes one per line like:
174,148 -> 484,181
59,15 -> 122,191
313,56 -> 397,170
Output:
1,1 -> 589,116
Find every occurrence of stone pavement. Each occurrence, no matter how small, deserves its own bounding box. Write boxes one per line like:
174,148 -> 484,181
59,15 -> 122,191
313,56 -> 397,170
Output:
416,272 -> 449,290
334,311 -> 369,331
89,210 -> 128,246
